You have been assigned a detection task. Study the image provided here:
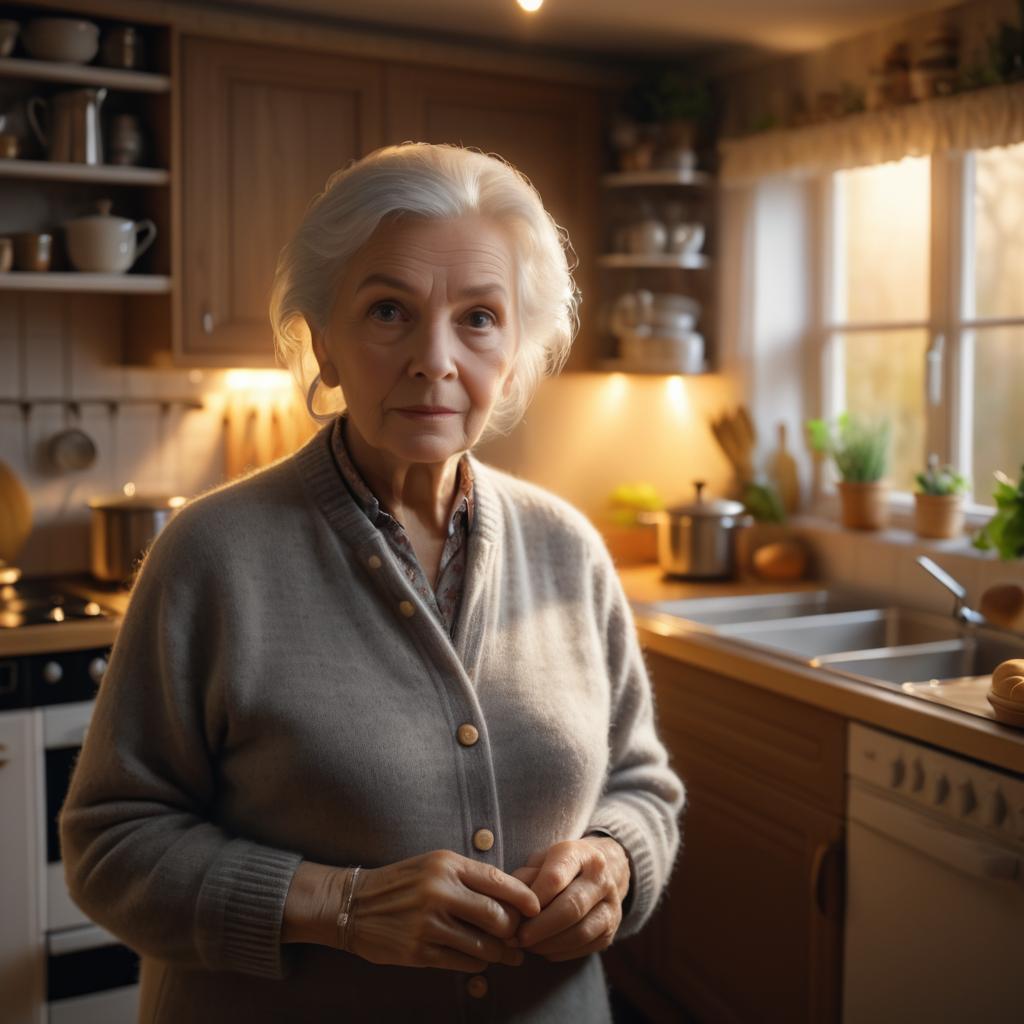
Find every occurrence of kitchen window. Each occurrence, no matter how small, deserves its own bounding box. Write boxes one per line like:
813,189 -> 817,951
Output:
817,141 -> 1024,506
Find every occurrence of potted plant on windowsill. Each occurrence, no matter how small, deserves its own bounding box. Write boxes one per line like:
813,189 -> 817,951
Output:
914,454 -> 969,538
807,413 -> 891,530
974,465 -> 1024,561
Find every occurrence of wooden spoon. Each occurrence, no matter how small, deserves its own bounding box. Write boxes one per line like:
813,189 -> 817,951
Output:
980,583 -> 1024,631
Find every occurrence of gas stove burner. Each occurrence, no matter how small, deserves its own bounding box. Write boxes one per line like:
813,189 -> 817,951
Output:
0,578 -> 116,629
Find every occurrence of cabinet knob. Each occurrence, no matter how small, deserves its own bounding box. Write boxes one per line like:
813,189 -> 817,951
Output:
202,310 -> 214,334
42,661 -> 63,685
88,657 -> 108,684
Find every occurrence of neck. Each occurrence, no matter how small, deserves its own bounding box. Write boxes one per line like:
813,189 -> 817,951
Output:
344,419 -> 462,533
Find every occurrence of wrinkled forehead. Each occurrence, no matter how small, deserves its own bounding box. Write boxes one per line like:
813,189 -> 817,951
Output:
338,213 -> 521,302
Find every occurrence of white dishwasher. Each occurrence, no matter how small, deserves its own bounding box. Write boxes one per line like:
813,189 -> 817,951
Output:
843,723 -> 1024,1024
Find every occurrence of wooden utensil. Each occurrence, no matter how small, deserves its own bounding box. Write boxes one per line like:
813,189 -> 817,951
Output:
768,422 -> 800,514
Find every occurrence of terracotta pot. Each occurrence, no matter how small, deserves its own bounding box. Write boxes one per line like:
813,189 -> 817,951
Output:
914,493 -> 964,539
838,480 -> 889,530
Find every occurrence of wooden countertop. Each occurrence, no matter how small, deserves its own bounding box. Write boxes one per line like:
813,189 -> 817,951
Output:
618,566 -> 1024,775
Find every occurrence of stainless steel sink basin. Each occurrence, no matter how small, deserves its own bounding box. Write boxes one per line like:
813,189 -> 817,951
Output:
819,635 -> 1024,688
634,589 -> 871,627
714,608 -> 961,659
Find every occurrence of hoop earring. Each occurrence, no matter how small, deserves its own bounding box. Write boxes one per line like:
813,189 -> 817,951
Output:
305,372 -> 337,425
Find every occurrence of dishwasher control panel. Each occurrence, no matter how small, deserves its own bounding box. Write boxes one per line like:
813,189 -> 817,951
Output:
848,723 -> 1024,843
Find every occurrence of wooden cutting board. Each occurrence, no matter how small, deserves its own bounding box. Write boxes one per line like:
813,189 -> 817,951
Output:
902,676 -> 1003,723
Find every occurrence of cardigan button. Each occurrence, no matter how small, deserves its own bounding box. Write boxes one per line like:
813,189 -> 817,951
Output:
398,600 -> 415,617
367,555 -> 382,570
473,828 -> 494,852
457,723 -> 479,747
466,974 -> 488,998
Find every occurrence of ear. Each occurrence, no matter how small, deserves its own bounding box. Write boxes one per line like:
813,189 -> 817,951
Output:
500,366 -> 516,400
310,323 -> 340,388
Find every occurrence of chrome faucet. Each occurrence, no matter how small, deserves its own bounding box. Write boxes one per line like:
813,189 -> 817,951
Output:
916,556 -> 988,626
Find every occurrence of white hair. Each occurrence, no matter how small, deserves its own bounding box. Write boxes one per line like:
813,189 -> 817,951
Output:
269,142 -> 581,437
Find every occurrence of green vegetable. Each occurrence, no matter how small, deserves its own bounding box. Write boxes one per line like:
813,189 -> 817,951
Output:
742,481 -> 786,523
915,454 -> 968,496
806,412 -> 890,483
974,465 -> 1024,561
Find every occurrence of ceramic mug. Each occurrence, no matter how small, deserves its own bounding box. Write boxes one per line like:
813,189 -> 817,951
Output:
14,232 -> 53,272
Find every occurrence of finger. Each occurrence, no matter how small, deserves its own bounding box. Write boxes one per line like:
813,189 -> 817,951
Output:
430,916 -> 522,967
458,859 -> 540,919
422,944 -> 491,974
516,875 -> 605,948
543,932 -> 616,962
450,888 -> 521,941
511,866 -> 540,886
521,899 -> 618,957
527,843 -> 587,911
526,849 -> 547,868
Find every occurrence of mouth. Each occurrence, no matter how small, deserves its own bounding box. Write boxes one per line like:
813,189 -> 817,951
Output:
394,406 -> 460,419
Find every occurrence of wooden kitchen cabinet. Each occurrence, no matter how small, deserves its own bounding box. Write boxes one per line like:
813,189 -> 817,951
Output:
605,651 -> 846,1024
383,64 -> 605,370
178,37 -> 385,364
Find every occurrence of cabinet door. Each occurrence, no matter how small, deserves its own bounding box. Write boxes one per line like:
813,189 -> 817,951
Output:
384,64 -> 605,370
181,37 -> 384,364
610,651 -> 845,1024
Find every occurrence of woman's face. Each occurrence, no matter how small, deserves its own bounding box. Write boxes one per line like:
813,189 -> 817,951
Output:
313,213 -> 519,465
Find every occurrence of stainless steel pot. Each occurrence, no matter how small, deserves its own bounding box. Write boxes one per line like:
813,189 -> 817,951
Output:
88,493 -> 186,584
641,481 -> 751,580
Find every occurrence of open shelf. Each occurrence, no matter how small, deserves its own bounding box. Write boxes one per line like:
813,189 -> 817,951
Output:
0,158 -> 169,185
599,252 -> 710,270
598,357 -> 710,376
0,272 -> 171,294
602,169 -> 713,188
0,56 -> 170,93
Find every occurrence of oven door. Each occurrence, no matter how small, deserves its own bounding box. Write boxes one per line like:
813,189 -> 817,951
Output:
47,923 -> 140,1024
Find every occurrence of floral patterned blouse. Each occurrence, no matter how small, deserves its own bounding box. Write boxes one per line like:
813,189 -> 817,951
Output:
330,415 -> 474,635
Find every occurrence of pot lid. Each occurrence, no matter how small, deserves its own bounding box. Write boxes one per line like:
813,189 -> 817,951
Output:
667,481 -> 745,517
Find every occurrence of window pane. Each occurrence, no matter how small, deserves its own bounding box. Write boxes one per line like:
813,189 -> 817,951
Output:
972,327 -> 1024,500
840,329 -> 927,491
973,142 -> 1024,318
835,157 -> 930,323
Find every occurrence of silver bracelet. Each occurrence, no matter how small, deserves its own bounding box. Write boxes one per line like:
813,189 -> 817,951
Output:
336,866 -> 361,951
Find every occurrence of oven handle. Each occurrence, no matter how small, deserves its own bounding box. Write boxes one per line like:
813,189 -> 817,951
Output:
850,783 -> 1022,885
48,923 -> 123,957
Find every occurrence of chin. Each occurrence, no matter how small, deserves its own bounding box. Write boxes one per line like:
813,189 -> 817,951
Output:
386,429 -> 470,463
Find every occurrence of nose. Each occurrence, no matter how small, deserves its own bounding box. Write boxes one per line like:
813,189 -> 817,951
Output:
407,316 -> 458,381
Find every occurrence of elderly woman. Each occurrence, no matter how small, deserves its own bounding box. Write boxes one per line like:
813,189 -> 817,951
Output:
60,142 -> 684,1023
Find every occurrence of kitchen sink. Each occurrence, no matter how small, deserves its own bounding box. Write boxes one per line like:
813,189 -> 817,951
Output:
714,608 -> 961,659
819,635 -> 1024,688
630,590 -> 1024,720
634,589 -> 872,627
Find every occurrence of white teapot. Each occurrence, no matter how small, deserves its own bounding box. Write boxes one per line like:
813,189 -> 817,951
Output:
64,199 -> 156,274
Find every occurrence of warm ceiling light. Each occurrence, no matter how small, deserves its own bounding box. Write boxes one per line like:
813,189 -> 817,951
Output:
517,0 -> 543,11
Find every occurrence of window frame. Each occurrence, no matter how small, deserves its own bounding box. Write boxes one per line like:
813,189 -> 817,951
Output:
812,147 -> 1024,517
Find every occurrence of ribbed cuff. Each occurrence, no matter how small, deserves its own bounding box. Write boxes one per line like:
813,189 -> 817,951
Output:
586,802 -> 667,940
196,839 -> 304,979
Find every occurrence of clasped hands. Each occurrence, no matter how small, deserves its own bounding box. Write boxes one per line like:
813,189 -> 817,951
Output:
343,836 -> 630,974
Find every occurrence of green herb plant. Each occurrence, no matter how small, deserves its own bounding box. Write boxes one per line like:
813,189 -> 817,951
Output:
915,454 -> 968,496
974,465 -> 1024,561
806,413 -> 890,483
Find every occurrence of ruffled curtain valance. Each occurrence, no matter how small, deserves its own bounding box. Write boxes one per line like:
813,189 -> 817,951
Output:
718,81 -> 1024,184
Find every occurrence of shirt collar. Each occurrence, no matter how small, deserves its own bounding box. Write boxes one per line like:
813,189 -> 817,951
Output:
331,415 -> 474,532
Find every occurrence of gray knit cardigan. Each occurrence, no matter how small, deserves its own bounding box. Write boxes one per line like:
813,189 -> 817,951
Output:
60,421 -> 685,1023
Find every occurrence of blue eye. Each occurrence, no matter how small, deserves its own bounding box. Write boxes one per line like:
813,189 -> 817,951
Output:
369,301 -> 404,322
467,310 -> 496,329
